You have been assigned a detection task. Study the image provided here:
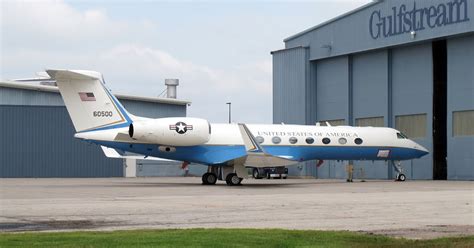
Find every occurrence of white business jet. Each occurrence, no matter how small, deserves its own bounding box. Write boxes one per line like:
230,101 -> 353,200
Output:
44,69 -> 428,186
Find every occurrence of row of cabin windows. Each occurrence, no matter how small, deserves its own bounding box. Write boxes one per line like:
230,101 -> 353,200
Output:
256,136 -> 363,145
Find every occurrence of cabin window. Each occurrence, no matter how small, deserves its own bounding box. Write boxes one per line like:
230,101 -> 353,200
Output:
322,138 -> 331,144
397,133 -> 408,139
272,136 -> 281,144
256,136 -> 264,144
305,137 -> 314,144
289,137 -> 298,144
354,138 -> 363,145
338,137 -> 347,144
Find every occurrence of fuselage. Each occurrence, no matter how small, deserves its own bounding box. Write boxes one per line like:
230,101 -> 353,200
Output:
77,122 -> 429,166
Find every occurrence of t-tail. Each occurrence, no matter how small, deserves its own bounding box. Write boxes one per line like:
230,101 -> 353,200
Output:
46,69 -> 132,133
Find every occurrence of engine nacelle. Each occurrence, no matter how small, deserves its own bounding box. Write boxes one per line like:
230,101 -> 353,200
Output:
129,117 -> 211,146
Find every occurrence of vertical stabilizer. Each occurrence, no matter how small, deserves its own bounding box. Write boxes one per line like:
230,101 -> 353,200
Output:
46,69 -> 132,132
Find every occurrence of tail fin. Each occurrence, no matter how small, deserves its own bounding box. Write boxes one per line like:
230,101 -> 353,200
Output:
46,69 -> 132,133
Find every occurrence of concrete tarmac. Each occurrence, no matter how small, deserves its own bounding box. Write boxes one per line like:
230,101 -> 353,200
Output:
0,178 -> 473,239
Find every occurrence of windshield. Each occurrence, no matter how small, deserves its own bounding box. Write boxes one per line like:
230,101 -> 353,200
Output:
397,132 -> 408,139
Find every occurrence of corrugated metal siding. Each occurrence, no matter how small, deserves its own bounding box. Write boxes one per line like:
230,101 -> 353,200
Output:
0,87 -> 64,106
273,47 -> 308,125
0,106 -> 123,177
391,43 -> 433,180
121,99 -> 186,118
447,34 -> 474,180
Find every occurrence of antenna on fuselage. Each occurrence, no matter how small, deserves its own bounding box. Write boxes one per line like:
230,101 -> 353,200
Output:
325,121 -> 332,127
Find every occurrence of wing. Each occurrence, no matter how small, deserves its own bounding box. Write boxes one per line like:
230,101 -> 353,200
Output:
236,123 -> 299,167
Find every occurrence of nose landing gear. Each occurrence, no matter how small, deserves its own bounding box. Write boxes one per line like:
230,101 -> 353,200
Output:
391,161 -> 406,181
397,173 -> 406,182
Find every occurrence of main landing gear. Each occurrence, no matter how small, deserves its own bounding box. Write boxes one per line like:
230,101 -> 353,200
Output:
201,165 -> 245,186
391,161 -> 406,182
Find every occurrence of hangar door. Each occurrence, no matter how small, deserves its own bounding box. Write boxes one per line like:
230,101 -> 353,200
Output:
391,43 -> 433,180
314,56 -> 349,179
352,50 -> 390,179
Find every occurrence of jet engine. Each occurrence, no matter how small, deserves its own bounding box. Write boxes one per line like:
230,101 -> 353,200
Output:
129,117 -> 211,146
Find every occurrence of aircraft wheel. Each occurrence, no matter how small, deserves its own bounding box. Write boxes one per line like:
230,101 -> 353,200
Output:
226,173 -> 242,186
253,169 -> 261,179
202,172 -> 217,185
397,173 -> 406,182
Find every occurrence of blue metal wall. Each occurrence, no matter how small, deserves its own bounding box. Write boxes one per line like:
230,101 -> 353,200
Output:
0,87 -> 186,177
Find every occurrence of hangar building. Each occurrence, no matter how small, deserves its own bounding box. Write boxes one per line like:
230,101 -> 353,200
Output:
272,0 -> 473,180
0,81 -> 196,178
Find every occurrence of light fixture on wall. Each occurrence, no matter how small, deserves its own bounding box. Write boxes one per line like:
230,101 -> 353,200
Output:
410,31 -> 416,39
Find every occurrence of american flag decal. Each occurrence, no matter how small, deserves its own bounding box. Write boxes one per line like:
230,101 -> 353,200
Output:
169,122 -> 193,134
78,92 -> 96,101
377,150 -> 391,158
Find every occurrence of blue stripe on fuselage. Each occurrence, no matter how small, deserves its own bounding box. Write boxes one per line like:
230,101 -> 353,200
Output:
91,140 -> 427,165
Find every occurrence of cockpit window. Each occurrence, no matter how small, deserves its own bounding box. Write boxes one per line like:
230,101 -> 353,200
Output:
397,132 -> 408,139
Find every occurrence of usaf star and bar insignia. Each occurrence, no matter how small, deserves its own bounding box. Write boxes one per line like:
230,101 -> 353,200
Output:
169,122 -> 193,134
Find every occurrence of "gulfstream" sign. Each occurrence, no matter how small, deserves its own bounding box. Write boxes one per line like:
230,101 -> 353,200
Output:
369,0 -> 470,39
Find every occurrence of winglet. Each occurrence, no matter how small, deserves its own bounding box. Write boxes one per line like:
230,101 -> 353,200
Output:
237,123 -> 264,153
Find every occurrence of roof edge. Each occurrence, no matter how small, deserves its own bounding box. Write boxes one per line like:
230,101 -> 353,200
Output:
0,81 -> 190,106
270,46 -> 308,54
284,1 -> 382,42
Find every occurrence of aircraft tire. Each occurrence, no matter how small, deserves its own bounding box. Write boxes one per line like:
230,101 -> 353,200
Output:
202,172 -> 217,185
253,169 -> 262,179
225,173 -> 242,186
397,174 -> 406,182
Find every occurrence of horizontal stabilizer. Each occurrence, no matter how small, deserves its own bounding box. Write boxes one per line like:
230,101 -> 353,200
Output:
100,146 -> 177,162
46,69 -> 101,81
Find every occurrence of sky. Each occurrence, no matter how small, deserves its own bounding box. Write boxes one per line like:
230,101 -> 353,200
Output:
1,0 -> 370,124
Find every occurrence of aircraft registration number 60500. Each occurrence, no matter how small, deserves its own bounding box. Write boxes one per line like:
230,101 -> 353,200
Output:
93,111 -> 113,117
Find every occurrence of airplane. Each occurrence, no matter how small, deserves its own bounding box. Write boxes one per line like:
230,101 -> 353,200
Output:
41,69 -> 429,186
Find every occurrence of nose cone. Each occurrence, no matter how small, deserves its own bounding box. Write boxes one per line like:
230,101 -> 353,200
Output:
414,143 -> 429,158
